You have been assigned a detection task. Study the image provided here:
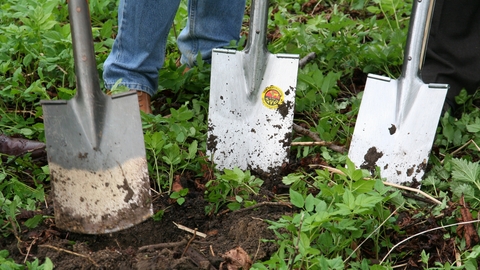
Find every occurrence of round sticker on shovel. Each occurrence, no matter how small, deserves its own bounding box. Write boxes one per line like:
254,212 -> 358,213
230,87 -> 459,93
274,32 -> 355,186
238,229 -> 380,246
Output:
261,85 -> 284,109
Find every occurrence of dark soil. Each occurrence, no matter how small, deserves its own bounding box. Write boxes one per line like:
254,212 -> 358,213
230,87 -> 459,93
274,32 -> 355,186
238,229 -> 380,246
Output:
1,177 -> 294,269
1,152 -> 472,269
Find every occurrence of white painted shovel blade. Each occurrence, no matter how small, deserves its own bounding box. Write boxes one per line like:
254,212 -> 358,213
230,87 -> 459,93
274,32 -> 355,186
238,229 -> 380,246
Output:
207,49 -> 299,173
349,74 -> 447,184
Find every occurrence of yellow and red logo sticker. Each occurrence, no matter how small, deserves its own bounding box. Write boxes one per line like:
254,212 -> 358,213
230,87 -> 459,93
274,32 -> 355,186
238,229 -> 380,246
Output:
261,85 -> 284,109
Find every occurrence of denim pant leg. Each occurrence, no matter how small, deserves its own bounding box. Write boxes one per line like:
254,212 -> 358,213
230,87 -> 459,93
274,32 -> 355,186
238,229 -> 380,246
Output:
177,0 -> 246,67
103,0 -> 181,96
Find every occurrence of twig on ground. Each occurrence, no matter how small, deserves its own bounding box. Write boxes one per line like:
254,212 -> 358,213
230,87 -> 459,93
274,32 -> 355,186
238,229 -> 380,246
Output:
298,52 -> 316,69
253,238 -> 262,262
7,217 -> 25,256
383,182 -> 442,205
182,229 -> 197,257
210,245 -> 215,257
23,238 -> 37,264
138,239 -> 188,251
39,244 -> 99,267
344,206 -> 401,263
173,222 -> 207,238
313,164 -> 442,205
292,123 -> 346,153
380,220 -> 480,264
291,141 -> 334,146
440,139 -> 480,164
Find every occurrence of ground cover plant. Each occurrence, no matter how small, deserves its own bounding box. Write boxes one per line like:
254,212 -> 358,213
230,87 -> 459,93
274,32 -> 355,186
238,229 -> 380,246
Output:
1,0 -> 480,268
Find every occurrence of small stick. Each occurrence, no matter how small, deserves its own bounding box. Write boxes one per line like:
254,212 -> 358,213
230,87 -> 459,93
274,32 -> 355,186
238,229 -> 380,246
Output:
23,238 -> 37,264
253,239 -> 262,262
292,123 -> 346,153
182,229 -> 197,257
173,222 -> 207,238
380,220 -> 480,264
344,206 -> 400,263
291,141 -> 332,146
7,217 -> 25,255
440,139 -> 472,164
298,52 -> 316,69
56,65 -> 68,75
39,244 -> 99,267
138,239 -> 187,251
383,182 -> 442,205
210,245 -> 215,257
293,123 -> 322,141
471,139 -> 480,151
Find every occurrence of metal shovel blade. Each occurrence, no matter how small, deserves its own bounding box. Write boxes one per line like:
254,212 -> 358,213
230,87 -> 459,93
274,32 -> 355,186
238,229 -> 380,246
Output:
348,0 -> 448,184
349,75 -> 447,184
40,0 -> 152,234
207,0 -> 299,173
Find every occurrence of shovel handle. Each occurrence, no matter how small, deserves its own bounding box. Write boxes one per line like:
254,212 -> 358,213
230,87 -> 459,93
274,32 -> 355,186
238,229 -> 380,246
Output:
245,0 -> 269,52
402,0 -> 435,80
68,0 -> 104,100
243,0 -> 270,95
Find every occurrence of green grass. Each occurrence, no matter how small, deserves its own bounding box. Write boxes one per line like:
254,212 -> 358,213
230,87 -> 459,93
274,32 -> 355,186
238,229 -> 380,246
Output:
2,0 -> 480,268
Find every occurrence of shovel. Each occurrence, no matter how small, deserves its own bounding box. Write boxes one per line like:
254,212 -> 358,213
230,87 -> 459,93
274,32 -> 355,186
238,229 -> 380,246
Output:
207,0 -> 299,173
40,0 -> 152,234
348,0 -> 448,185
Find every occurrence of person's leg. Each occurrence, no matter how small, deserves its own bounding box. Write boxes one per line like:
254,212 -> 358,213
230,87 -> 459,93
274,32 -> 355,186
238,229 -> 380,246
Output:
422,0 -> 480,111
177,0 -> 246,67
103,0 -> 181,112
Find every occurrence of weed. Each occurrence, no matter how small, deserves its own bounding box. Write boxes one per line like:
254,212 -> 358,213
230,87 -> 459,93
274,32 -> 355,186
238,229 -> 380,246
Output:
256,160 -> 401,269
170,188 -> 189,206
204,167 -> 263,214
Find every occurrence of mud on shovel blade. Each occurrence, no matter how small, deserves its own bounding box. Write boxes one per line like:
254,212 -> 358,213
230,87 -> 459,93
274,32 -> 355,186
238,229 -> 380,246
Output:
40,0 -> 152,234
207,0 -> 299,173
348,0 -> 447,185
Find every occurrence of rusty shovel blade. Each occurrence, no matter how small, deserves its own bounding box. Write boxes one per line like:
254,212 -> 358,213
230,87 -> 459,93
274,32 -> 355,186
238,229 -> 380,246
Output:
40,0 -> 152,234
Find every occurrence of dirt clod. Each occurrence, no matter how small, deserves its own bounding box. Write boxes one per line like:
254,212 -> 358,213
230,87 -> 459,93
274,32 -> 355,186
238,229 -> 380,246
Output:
360,146 -> 383,174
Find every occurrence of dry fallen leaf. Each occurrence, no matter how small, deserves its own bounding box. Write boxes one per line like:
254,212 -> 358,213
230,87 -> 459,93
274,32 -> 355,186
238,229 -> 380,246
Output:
171,175 -> 183,192
457,195 -> 479,249
221,246 -> 252,270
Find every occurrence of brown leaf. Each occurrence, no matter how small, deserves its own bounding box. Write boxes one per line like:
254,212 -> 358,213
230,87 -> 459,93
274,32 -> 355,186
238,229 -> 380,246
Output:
221,246 -> 252,270
457,195 -> 480,249
171,175 -> 183,193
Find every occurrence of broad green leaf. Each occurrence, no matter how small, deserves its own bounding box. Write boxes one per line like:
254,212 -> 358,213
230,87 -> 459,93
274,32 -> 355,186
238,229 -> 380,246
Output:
343,189 -> 355,209
466,117 -> 480,133
227,202 -> 241,211
282,173 -> 303,185
290,189 -> 304,208
304,193 -> 315,212
352,179 -> 375,193
24,214 -> 43,229
451,158 -> 480,183
43,257 -> 54,270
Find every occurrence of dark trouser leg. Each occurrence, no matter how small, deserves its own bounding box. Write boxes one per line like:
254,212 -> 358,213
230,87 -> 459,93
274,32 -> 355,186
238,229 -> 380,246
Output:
422,0 -> 480,110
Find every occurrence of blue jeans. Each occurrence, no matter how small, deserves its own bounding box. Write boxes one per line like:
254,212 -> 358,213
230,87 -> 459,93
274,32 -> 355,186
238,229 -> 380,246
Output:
103,0 -> 246,97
